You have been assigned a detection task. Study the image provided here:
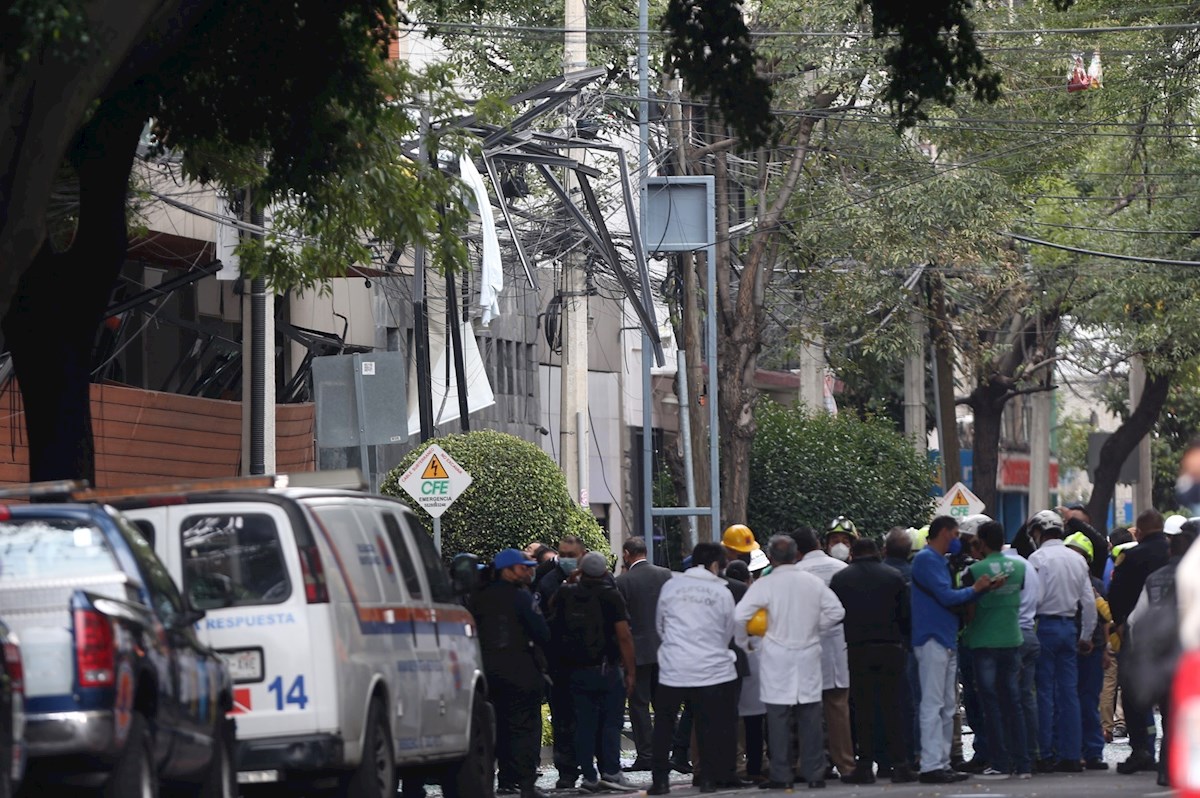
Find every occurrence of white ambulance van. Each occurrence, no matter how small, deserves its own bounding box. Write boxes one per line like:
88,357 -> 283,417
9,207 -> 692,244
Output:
113,484 -> 494,798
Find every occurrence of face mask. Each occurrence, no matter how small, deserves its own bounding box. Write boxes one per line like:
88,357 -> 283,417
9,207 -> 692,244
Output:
559,557 -> 578,575
948,537 -> 963,556
829,543 -> 850,562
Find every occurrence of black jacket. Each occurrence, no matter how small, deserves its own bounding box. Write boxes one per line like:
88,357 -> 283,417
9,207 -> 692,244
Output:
471,579 -> 550,687
615,559 -> 673,666
1109,531 -> 1171,625
829,557 -> 911,647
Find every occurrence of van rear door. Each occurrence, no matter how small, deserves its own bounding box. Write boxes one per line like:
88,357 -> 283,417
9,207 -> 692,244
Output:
127,503 -> 322,741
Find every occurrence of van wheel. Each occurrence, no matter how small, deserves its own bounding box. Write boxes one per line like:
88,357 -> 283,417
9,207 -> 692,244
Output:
340,700 -> 395,798
196,717 -> 235,798
441,697 -> 495,798
105,711 -> 158,798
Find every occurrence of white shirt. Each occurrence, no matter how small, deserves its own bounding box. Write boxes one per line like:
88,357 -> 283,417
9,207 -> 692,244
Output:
734,563 -> 845,705
1003,547 -> 1042,632
794,550 -> 850,689
1178,542 -> 1200,650
656,567 -> 737,688
1029,539 -> 1097,641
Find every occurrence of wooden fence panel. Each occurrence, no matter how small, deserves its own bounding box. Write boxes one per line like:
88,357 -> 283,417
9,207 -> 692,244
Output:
0,382 -> 315,487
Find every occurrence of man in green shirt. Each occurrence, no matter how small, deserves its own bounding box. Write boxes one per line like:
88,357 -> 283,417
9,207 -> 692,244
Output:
963,521 -> 1029,777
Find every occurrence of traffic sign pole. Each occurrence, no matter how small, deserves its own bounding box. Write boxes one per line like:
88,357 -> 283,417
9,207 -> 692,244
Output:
434,516 -> 442,554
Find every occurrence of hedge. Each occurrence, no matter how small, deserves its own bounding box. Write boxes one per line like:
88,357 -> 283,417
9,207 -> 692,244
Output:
380,430 -> 610,560
747,400 -> 935,540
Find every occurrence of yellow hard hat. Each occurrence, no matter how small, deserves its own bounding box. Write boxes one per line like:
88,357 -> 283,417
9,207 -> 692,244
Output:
911,526 -> 929,552
723,524 -> 760,554
747,608 -> 768,637
1065,532 -> 1094,562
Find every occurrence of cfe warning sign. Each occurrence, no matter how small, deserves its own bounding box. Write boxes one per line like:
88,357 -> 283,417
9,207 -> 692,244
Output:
422,456 -> 447,480
935,481 -> 985,520
398,444 -> 473,519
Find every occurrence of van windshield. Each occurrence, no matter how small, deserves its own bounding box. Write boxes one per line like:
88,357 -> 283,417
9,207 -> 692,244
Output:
181,513 -> 290,609
0,518 -> 120,581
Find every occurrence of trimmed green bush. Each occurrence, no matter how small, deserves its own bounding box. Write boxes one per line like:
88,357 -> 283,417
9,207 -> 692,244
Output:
748,401 -> 935,540
380,430 -> 610,560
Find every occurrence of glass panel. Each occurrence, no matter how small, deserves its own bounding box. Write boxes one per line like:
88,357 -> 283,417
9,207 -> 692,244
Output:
180,513 -> 291,609
382,511 -> 424,600
0,519 -> 119,581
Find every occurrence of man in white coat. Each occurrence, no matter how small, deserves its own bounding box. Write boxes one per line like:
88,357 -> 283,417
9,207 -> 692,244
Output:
650,542 -> 742,795
791,526 -> 855,778
735,535 -> 846,790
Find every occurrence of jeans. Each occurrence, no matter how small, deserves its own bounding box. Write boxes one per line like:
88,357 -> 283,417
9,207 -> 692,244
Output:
1078,649 -> 1105,760
958,646 -> 988,763
972,647 -> 1030,774
915,640 -> 958,773
652,681 -> 739,785
1018,628 -> 1041,763
1036,617 -> 1082,761
765,702 -> 825,784
570,665 -> 626,781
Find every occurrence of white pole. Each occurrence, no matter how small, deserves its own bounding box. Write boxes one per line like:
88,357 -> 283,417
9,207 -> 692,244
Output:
560,0 -> 589,506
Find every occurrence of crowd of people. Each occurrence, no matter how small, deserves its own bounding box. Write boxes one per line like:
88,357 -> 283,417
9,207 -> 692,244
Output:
466,504 -> 1191,796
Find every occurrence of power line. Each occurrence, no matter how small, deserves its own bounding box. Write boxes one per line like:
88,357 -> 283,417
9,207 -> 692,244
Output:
1007,231 -> 1200,266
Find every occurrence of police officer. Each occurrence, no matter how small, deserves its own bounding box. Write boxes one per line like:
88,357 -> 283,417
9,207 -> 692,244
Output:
471,548 -> 552,798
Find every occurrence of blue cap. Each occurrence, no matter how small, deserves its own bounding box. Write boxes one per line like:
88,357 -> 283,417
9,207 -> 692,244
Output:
493,548 -> 536,570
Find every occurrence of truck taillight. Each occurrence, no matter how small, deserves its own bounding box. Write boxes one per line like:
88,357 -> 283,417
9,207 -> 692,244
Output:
1171,649 -> 1200,795
3,641 -> 22,696
73,609 -> 115,688
298,544 -> 329,604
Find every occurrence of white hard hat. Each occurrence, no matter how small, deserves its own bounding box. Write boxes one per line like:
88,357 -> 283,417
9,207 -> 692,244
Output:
748,548 -> 770,572
1166,515 -> 1187,535
1029,510 -> 1064,534
958,514 -> 992,537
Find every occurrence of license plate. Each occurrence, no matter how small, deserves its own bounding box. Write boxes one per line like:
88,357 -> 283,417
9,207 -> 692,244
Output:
218,648 -> 263,683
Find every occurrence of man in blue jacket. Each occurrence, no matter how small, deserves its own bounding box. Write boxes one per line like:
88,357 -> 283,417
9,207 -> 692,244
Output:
911,515 -> 999,784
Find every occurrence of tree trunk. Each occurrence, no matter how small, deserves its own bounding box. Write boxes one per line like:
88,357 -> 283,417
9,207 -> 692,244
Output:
929,272 -> 961,486
0,1 -> 175,321
2,94 -> 147,483
969,381 -> 1008,516
1086,371 -> 1171,534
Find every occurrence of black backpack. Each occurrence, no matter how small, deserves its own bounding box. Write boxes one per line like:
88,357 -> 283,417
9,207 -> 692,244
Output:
552,583 -> 609,667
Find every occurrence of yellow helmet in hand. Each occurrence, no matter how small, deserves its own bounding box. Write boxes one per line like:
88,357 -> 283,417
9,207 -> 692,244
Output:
746,608 -> 768,637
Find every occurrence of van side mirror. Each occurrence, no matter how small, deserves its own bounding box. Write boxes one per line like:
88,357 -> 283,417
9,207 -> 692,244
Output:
450,553 -> 483,597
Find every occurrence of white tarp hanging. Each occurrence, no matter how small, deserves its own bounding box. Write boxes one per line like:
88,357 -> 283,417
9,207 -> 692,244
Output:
407,320 -> 496,436
459,154 -> 503,325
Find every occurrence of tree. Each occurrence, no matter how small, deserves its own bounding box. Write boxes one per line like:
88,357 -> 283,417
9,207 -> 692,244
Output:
380,430 -> 610,560
748,400 -> 935,537
0,1 -> 473,483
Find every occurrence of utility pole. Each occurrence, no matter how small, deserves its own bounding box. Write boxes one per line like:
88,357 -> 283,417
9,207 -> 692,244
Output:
242,172 -> 275,476
797,327 -> 825,411
904,306 -> 927,450
1131,355 -> 1154,516
560,0 -> 589,506
1029,390 -> 1051,514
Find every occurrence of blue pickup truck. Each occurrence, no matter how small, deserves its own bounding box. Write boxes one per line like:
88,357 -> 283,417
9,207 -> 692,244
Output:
0,502 -> 234,797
